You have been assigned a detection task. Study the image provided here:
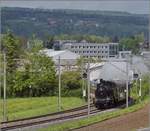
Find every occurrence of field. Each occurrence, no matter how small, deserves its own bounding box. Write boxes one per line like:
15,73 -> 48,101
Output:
0,96 -> 85,121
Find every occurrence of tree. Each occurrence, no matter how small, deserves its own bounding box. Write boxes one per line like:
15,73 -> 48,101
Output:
61,71 -> 82,97
13,53 -> 57,97
43,36 -> 54,49
112,36 -> 119,43
27,35 -> 43,52
2,33 -> 57,97
2,31 -> 22,96
12,38 -> 57,97
119,33 -> 144,54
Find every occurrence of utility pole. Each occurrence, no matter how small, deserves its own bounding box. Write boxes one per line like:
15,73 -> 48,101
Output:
139,78 -> 142,102
0,54 -> 2,101
87,60 -> 90,116
136,78 -> 138,96
58,56 -> 61,111
81,58 -> 84,98
3,52 -> 7,121
126,57 -> 129,108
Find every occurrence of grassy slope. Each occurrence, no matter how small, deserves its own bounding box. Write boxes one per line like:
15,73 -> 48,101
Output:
38,97 -> 149,131
0,97 -> 85,121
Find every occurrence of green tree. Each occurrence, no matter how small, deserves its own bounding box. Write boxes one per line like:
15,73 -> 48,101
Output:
13,38 -> 57,97
1,32 -> 22,96
27,35 -> 43,52
2,33 -> 57,97
43,36 -> 54,49
119,33 -> 144,54
131,74 -> 149,102
61,71 -> 82,97
13,53 -> 57,97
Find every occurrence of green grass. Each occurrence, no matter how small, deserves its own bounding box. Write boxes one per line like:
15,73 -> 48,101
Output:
0,97 -> 85,121
38,97 -> 149,131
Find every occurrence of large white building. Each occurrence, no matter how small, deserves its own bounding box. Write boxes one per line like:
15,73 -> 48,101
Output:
61,41 -> 119,59
41,49 -> 80,66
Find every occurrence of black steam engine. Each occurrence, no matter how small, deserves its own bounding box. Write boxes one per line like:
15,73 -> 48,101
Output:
94,79 -> 129,109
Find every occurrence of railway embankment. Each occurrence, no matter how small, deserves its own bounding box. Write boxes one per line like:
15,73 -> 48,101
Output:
36,98 -> 149,131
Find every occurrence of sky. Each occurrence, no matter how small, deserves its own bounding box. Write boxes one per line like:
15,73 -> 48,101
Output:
1,0 -> 150,14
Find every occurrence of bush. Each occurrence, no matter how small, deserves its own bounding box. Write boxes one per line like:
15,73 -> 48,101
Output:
131,74 -> 149,102
61,71 -> 82,97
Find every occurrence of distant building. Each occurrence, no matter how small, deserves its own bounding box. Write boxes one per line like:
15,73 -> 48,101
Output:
140,40 -> 150,51
61,41 -> 119,59
141,51 -> 150,58
118,51 -> 132,58
41,49 -> 80,66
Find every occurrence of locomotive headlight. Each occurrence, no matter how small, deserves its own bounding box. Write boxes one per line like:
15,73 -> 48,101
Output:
106,97 -> 110,101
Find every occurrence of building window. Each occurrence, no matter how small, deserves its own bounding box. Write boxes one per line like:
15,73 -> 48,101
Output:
102,51 -> 104,53
105,51 -> 108,53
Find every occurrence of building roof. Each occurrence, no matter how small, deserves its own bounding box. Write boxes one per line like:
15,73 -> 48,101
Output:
99,61 -> 133,82
64,42 -> 118,46
42,49 -> 80,59
41,49 -> 80,65
42,49 -> 67,57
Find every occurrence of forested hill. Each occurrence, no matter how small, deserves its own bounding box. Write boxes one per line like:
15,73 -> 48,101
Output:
1,7 -> 149,39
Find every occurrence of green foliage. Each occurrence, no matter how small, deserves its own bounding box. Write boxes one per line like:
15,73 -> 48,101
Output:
141,75 -> 149,100
1,33 -> 57,97
43,36 -> 54,49
1,31 -> 22,96
61,71 -> 82,97
54,34 -> 110,43
27,35 -> 43,52
13,49 -> 57,97
2,7 -> 148,39
131,74 -> 149,102
2,32 -> 21,72
119,33 -> 144,54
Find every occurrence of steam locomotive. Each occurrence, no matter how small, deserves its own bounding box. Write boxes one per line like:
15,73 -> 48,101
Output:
94,79 -> 130,109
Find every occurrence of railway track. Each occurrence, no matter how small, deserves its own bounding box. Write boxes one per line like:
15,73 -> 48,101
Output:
1,104 -> 99,131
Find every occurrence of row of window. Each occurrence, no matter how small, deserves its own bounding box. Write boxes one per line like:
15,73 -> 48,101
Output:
74,51 -> 108,54
83,56 -> 108,58
71,45 -> 108,49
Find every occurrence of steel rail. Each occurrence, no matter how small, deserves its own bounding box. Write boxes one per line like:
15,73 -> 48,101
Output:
1,104 -> 95,131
